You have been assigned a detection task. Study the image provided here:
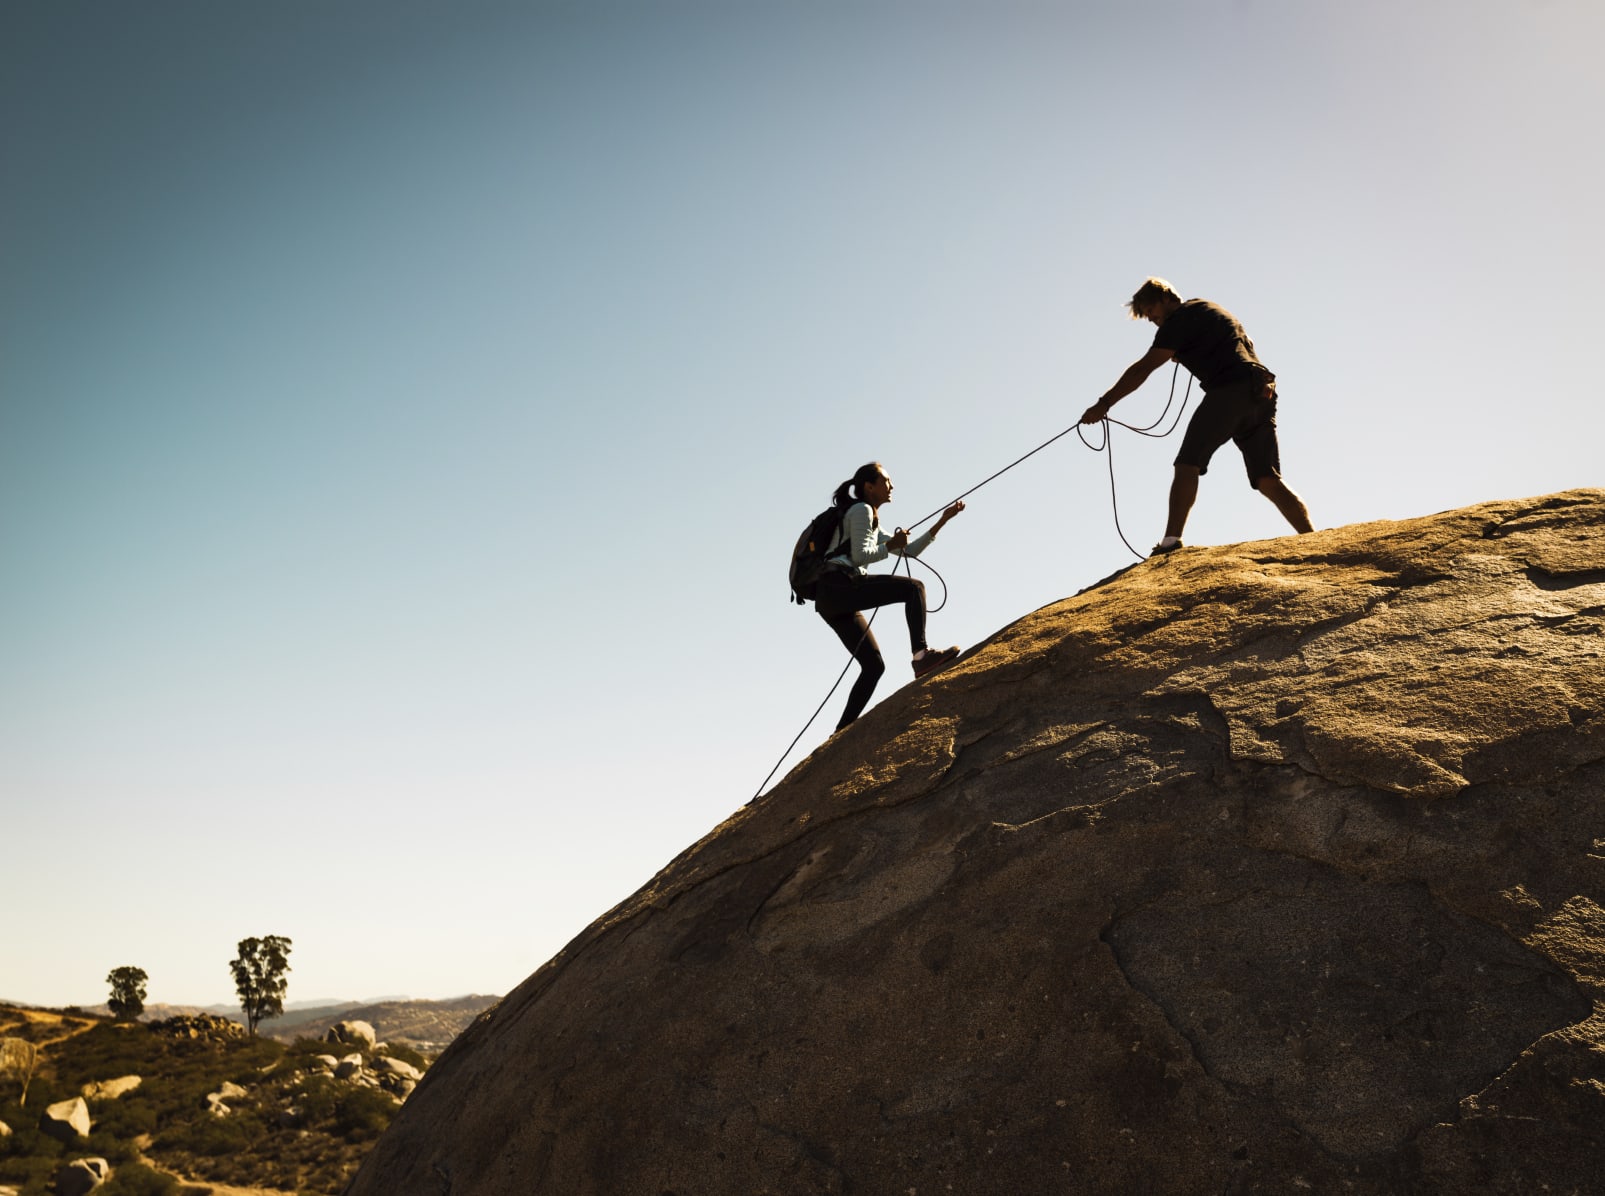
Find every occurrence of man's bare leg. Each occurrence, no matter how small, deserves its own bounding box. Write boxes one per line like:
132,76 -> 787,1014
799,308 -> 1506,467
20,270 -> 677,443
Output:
1165,465 -> 1201,540
1256,473 -> 1313,533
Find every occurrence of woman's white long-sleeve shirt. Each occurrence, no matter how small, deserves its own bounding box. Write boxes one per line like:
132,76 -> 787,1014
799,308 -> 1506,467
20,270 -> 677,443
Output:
825,502 -> 937,576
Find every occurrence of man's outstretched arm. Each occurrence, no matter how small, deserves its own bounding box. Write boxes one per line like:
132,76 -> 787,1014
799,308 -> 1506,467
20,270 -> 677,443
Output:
1081,345 -> 1174,423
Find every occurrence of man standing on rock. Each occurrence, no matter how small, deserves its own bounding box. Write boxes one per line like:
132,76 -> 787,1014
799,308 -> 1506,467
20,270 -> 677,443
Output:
1081,277 -> 1313,555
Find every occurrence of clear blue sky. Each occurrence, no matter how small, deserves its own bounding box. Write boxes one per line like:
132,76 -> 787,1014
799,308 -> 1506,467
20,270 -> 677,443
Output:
4,0 -> 1601,1009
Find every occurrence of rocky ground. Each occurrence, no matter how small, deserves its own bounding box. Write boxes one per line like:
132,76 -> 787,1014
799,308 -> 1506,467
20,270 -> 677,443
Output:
1,1010 -> 426,1195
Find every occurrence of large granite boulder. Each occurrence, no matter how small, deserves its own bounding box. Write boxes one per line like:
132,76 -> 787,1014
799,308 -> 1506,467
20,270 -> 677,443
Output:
38,1096 -> 90,1142
327,1019 -> 377,1050
348,490 -> 1605,1195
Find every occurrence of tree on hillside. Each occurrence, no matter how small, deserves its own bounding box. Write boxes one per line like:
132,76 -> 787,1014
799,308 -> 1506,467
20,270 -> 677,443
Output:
229,935 -> 292,1036
0,1036 -> 39,1105
107,965 -> 149,1020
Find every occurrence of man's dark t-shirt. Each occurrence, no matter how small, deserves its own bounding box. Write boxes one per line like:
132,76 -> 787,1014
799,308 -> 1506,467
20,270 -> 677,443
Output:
1153,299 -> 1272,391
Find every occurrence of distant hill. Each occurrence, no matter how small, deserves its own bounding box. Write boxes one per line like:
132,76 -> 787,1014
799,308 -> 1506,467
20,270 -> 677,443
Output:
53,996 -> 498,1051
63,1000 -> 353,1023
261,995 -> 499,1050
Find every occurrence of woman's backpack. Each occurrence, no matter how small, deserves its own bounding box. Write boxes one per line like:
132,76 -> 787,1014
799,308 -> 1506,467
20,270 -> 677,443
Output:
788,507 -> 849,604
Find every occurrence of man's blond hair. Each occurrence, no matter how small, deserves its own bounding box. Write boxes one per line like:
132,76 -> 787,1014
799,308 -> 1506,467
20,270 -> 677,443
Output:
1127,277 -> 1181,319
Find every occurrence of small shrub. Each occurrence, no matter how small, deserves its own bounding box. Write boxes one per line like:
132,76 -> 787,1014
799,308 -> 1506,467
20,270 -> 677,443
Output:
284,1037 -> 339,1067
292,1075 -> 340,1125
0,1103 -> 67,1162
82,1126 -> 141,1166
334,1087 -> 396,1143
92,1095 -> 159,1139
0,1150 -> 57,1193
380,1041 -> 427,1070
158,1109 -> 266,1157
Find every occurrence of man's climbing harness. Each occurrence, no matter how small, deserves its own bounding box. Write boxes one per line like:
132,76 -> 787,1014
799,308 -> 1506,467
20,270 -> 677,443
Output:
750,366 -> 1194,803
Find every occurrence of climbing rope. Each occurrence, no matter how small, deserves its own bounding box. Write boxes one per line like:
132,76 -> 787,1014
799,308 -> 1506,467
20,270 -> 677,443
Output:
747,549 -> 953,804
749,366 -> 1193,803
898,365 -> 1193,551
1074,364 -> 1194,557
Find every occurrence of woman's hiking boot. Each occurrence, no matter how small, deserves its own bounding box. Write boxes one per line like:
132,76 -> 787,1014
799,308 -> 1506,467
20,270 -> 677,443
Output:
913,646 -> 961,679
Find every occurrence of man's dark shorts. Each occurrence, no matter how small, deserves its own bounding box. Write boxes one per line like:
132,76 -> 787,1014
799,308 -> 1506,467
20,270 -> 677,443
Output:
1174,379 -> 1282,486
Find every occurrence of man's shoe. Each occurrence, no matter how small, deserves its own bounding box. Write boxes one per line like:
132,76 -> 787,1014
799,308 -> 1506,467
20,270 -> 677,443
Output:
1150,539 -> 1183,556
913,646 -> 961,679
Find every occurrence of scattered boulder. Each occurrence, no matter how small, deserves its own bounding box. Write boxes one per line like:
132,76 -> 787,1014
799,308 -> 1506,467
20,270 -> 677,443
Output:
313,1053 -> 339,1071
54,1158 -> 110,1196
373,1056 -> 422,1082
38,1097 -> 90,1142
0,1118 -> 10,1137
372,1054 -> 424,1098
204,1081 -> 249,1116
80,1075 -> 142,1101
334,1054 -> 364,1080
346,491 -> 1605,1195
148,1013 -> 245,1043
327,1019 -> 377,1050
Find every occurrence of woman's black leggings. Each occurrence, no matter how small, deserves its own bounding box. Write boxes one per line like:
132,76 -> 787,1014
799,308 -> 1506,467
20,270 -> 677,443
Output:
815,571 -> 928,730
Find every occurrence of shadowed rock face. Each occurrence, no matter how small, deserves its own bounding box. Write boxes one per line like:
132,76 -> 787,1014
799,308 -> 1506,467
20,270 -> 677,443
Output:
349,491 -> 1605,1195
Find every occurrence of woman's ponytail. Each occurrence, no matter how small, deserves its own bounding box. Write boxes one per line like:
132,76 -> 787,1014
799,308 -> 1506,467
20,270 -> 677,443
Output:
834,461 -> 884,509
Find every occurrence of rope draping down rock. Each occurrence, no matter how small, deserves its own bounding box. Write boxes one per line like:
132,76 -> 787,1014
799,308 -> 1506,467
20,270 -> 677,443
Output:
348,489 -> 1605,1195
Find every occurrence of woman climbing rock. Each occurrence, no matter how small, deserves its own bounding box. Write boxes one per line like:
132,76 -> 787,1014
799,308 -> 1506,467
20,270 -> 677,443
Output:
814,461 -> 965,730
